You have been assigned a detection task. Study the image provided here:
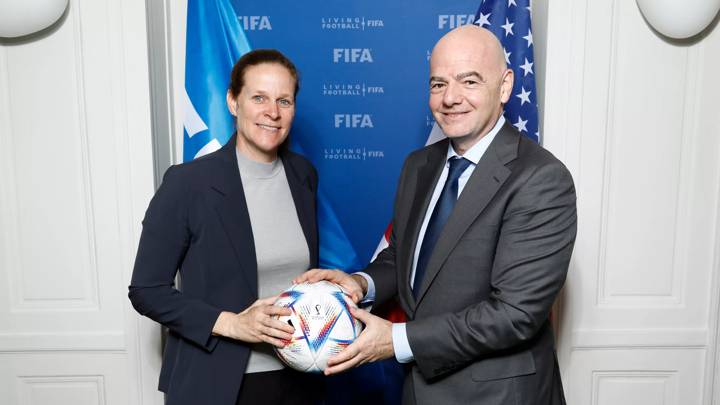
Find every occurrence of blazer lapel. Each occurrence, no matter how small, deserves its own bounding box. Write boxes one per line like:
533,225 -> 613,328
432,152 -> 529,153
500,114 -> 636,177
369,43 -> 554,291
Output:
414,125 -> 518,304
401,141 -> 447,309
210,136 -> 258,298
283,154 -> 318,268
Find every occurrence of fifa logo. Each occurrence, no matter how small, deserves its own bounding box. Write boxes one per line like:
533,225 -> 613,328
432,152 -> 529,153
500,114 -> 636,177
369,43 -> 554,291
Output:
334,114 -> 374,128
333,48 -> 373,63
238,16 -> 272,31
437,14 -> 475,29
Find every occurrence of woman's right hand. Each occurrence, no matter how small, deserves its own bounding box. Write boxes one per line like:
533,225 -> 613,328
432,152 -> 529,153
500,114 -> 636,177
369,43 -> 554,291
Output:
212,296 -> 294,348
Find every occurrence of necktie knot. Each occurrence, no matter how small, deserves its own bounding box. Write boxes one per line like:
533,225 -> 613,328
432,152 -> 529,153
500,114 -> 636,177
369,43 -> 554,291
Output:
448,156 -> 471,181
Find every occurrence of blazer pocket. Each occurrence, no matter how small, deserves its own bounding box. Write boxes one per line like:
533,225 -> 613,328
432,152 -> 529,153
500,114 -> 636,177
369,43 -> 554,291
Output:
470,350 -> 536,382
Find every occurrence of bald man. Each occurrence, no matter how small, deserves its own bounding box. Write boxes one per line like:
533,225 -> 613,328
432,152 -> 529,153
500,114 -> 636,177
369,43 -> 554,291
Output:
297,25 -> 576,404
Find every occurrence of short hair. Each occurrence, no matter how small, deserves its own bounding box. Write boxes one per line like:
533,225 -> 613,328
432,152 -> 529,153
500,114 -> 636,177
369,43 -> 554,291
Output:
228,49 -> 300,98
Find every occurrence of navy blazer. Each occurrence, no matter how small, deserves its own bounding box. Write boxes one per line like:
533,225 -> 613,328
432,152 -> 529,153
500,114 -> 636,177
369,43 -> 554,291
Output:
129,135 -> 318,405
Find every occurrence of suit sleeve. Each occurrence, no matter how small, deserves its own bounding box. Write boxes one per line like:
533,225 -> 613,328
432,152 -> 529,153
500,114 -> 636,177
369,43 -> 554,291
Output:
128,166 -> 222,352
406,160 -> 577,379
364,225 -> 399,305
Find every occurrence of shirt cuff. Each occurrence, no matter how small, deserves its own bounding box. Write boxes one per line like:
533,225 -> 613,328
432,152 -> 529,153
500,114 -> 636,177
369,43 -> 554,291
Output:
392,323 -> 414,363
352,271 -> 376,303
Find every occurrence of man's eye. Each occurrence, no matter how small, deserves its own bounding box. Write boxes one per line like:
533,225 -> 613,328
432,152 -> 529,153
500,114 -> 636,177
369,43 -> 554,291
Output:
464,80 -> 478,86
278,99 -> 293,107
252,95 -> 264,102
430,83 -> 445,89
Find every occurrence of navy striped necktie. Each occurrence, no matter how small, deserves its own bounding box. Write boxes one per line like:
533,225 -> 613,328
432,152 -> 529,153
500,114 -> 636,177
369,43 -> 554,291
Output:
413,156 -> 472,298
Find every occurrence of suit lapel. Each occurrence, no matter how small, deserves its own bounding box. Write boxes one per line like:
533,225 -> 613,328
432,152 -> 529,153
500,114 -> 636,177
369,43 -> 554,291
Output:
283,154 -> 318,268
210,136 -> 258,298
414,125 -> 518,304
401,141 -> 447,309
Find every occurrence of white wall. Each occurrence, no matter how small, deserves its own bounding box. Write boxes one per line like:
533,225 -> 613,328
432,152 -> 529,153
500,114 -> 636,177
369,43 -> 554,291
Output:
0,1 -> 162,404
542,0 -> 720,403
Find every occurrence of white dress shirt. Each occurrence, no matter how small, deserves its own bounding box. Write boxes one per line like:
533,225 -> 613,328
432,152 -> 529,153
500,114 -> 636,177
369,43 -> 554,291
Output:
356,115 -> 505,363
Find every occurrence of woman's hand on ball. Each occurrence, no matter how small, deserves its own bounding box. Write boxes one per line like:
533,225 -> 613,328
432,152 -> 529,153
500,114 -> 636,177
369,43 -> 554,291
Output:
212,296 -> 294,347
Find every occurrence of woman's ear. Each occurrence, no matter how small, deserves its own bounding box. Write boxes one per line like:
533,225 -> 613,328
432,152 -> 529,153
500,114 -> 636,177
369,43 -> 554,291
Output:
226,91 -> 237,116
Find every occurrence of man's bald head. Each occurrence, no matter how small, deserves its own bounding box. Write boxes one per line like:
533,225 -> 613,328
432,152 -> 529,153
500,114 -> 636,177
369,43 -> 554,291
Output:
428,24 -> 514,154
431,25 -> 507,74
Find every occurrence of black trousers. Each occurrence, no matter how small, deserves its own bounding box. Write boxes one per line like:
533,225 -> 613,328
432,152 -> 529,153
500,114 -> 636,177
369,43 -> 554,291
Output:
236,369 -> 325,405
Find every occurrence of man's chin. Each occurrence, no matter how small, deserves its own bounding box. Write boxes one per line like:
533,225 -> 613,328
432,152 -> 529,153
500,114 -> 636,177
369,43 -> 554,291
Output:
440,129 -> 472,140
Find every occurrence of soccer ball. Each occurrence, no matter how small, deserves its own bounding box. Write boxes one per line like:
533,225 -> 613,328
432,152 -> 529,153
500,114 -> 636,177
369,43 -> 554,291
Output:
273,280 -> 364,373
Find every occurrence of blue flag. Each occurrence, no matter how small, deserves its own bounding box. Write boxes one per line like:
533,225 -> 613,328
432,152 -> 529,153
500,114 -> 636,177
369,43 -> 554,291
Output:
183,0 -> 250,161
183,0 -> 362,269
475,0 -> 540,143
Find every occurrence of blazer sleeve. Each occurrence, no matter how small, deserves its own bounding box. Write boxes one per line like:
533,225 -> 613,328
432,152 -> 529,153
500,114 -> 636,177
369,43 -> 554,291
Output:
128,165 -> 222,352
406,160 -> 577,379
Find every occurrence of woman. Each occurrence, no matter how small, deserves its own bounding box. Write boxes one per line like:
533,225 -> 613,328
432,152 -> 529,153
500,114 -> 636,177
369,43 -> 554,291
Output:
129,49 -> 322,405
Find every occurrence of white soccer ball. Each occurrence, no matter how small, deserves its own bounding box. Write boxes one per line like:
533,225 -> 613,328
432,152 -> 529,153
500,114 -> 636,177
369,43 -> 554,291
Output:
273,280 -> 364,373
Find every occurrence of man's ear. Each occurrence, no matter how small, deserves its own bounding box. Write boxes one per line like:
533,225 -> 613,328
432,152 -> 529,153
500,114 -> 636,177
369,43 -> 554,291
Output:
226,91 -> 237,116
499,68 -> 514,104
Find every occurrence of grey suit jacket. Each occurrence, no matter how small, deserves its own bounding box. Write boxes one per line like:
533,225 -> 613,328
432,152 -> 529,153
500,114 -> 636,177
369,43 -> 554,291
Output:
365,123 -> 576,405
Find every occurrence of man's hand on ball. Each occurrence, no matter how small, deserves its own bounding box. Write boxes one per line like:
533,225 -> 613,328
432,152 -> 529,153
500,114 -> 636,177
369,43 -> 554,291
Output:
292,269 -> 366,303
323,307 -> 394,375
213,296 -> 294,348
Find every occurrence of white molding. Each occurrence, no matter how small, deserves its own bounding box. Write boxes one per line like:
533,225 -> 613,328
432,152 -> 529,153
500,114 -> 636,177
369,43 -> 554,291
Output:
0,45 -> 24,316
572,328 -> 707,349
68,0 -> 101,314
18,374 -> 105,405
596,0 -> 692,308
543,0 -> 587,376
0,332 -> 125,352
707,35 -> 720,405
591,370 -> 678,405
122,0 -> 164,403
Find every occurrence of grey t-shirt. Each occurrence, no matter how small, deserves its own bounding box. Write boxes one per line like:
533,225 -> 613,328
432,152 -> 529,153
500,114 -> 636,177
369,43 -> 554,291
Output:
236,149 -> 310,373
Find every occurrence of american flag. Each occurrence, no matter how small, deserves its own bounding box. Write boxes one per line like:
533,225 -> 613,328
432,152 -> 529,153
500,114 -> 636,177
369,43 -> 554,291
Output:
475,0 -> 540,143
372,0 -> 541,264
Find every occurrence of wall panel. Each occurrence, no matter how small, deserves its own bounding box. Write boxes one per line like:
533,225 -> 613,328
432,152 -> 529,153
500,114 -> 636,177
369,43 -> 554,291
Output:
0,0 -> 158,403
543,0 -> 720,403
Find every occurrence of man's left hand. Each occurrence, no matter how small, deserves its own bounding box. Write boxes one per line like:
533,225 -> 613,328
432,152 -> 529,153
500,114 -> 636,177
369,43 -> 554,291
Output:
324,306 -> 394,375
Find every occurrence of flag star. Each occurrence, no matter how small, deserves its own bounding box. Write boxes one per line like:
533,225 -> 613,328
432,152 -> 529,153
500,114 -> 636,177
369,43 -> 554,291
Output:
501,18 -> 514,36
519,58 -> 534,76
475,12 -> 491,27
523,29 -> 533,47
503,47 -> 511,64
513,116 -> 528,132
527,0 -> 533,12
508,0 -> 517,7
515,86 -> 531,105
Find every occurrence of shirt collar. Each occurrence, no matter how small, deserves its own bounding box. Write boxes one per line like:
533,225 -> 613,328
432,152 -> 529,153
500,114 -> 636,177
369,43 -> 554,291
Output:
446,115 -> 506,165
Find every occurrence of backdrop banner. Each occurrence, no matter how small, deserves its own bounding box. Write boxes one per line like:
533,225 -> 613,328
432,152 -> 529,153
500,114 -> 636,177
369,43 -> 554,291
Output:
184,0 -> 538,402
